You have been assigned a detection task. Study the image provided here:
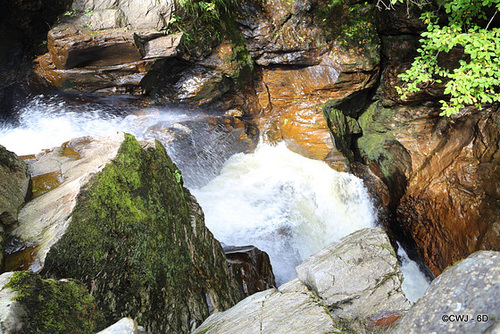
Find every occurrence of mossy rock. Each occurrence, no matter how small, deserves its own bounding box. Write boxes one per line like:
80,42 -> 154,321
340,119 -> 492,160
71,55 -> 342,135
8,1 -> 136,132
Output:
5,271 -> 104,334
41,134 -> 242,333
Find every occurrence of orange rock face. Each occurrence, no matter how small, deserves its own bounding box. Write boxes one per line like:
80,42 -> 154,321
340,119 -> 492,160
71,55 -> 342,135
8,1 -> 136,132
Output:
395,107 -> 500,275
255,49 -> 379,162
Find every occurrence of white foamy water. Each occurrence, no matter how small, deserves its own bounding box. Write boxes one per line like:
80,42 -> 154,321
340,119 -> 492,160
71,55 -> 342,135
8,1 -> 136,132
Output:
0,96 -> 197,155
398,243 -> 431,303
192,143 -> 377,284
0,95 -> 430,298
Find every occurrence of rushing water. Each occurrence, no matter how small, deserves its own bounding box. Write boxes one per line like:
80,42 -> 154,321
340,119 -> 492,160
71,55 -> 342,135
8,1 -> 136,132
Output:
0,94 -> 430,299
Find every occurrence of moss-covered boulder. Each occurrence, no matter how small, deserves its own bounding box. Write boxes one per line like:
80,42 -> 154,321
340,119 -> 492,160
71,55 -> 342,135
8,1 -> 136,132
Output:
37,133 -> 243,332
6,133 -> 242,332
0,271 -> 103,334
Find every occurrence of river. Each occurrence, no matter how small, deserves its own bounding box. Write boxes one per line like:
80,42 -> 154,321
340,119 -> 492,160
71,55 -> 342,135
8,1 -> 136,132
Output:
0,94 -> 429,303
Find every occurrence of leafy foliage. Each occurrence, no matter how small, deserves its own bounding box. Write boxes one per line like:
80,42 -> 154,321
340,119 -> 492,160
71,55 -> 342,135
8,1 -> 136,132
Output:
394,0 -> 500,116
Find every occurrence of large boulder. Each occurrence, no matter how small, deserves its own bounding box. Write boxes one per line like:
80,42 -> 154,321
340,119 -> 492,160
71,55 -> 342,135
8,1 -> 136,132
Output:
296,227 -> 411,332
392,251 -> 500,333
193,279 -> 342,334
0,146 -> 30,270
8,133 -> 243,332
33,0 -> 181,94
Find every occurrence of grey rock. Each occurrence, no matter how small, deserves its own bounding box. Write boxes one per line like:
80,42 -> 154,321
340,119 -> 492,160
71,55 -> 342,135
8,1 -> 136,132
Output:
296,227 -> 411,329
0,272 -> 27,334
392,251 -> 500,334
193,278 -> 341,334
0,146 -> 29,225
142,33 -> 183,59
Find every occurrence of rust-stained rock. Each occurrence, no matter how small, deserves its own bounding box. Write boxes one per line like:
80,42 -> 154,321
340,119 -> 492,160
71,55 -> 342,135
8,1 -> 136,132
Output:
396,106 -> 500,275
47,26 -> 142,70
224,245 -> 276,296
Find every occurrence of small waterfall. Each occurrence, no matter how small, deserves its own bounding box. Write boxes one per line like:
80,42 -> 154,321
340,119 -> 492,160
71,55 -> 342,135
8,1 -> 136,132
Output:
0,94 -> 429,300
192,143 -> 376,284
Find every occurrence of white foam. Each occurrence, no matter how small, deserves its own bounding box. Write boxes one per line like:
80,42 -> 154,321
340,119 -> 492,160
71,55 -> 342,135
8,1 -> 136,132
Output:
192,143 -> 376,284
397,243 -> 431,304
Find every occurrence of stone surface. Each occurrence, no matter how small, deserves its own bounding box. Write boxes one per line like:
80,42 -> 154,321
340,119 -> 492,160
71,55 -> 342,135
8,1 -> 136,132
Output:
33,0 -> 178,93
142,33 -> 183,60
12,134 -> 125,269
193,279 -> 341,334
392,251 -> 500,334
25,133 -> 242,332
97,317 -> 142,334
237,0 -> 380,161
71,0 -> 174,30
224,245 -> 276,296
296,227 -> 411,331
0,272 -> 26,334
0,146 -> 30,225
144,115 -> 258,187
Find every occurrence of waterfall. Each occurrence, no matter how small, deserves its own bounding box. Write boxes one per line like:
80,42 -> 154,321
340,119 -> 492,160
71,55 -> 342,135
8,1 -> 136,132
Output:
192,142 -> 376,284
0,94 -> 429,299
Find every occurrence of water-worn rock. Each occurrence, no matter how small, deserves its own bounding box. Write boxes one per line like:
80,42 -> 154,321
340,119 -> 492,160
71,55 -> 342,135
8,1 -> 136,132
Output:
145,115 -> 258,187
34,0 -> 180,93
238,0 -> 380,161
392,251 -> 500,334
296,227 -> 411,332
224,245 -> 276,296
193,279 -> 342,334
9,133 -> 242,332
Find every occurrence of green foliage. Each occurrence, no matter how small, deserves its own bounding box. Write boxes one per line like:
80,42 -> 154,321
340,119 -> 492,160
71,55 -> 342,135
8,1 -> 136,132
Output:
395,0 -> 500,116
317,2 -> 379,47
168,0 -> 237,54
6,271 -> 103,334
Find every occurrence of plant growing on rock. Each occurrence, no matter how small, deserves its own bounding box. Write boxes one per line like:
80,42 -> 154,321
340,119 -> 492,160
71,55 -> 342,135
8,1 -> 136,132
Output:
393,0 -> 500,116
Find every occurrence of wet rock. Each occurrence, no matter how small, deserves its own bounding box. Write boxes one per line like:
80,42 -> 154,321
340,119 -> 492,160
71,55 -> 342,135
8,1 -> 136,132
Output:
0,145 -> 30,225
396,106 -> 500,275
145,116 -> 258,187
224,245 -> 276,296
97,317 -> 143,334
392,251 -> 500,334
193,279 -> 342,334
238,0 -> 380,161
34,0 -> 179,93
296,227 -> 411,332
12,133 -> 243,332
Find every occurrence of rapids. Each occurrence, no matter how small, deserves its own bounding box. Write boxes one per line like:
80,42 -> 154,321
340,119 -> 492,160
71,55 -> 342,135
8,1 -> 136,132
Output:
0,94 -> 429,300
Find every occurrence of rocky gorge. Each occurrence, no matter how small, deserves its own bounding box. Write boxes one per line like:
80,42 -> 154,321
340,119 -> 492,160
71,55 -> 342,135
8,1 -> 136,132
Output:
0,0 -> 499,333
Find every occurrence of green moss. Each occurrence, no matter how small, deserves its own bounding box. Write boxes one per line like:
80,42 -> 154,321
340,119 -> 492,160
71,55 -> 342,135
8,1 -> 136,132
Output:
6,271 -> 103,334
41,134 -> 241,332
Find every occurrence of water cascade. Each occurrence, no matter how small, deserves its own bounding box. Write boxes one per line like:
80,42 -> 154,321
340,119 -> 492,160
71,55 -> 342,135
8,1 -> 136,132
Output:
0,95 -> 429,300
